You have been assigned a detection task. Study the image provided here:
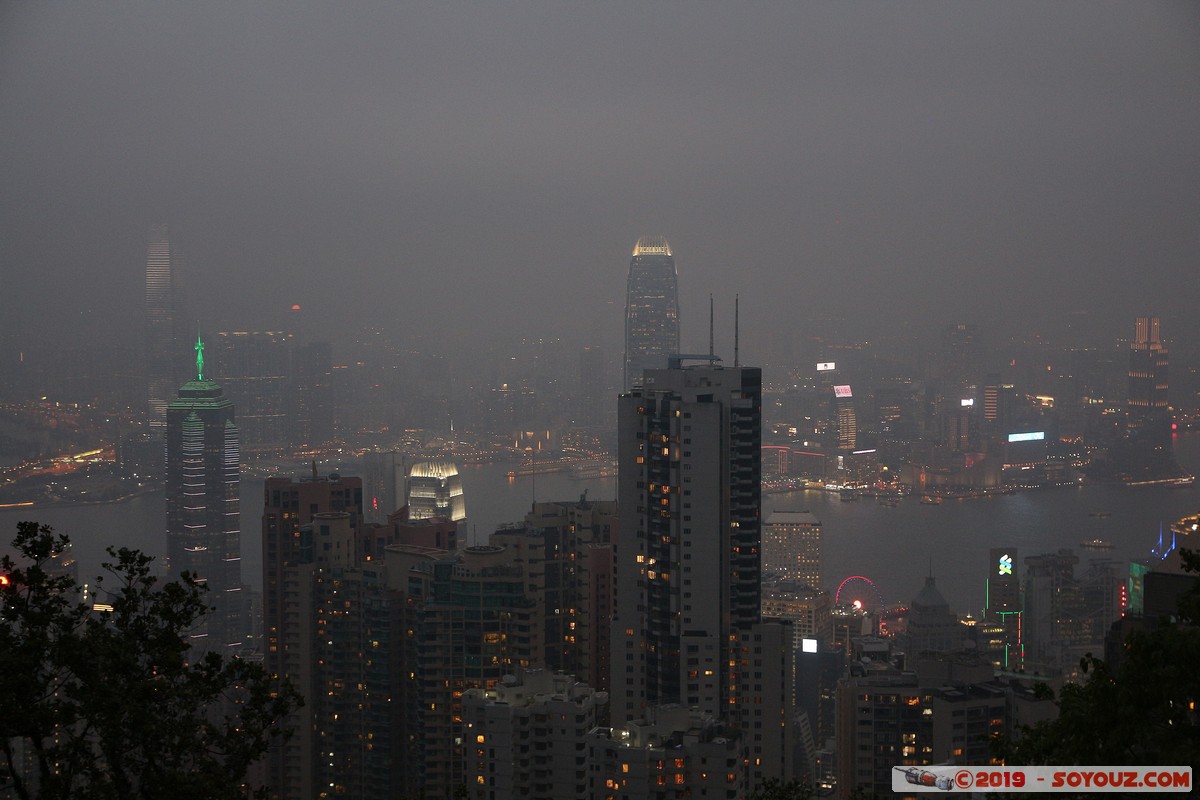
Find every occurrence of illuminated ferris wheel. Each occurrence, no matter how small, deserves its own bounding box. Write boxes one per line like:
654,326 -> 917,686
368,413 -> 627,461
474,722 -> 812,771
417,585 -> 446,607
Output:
834,575 -> 884,610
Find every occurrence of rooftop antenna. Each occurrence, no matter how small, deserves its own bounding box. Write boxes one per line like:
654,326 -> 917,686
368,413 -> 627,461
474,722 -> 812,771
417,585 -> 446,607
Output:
734,294 -> 740,368
708,294 -> 714,360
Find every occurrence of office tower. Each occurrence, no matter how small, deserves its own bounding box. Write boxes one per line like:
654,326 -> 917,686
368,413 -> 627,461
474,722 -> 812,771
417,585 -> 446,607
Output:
762,581 -> 832,649
984,547 -> 1022,670
1128,315 -> 1168,411
833,385 -> 856,450
461,671 -> 607,800
405,459 -> 466,526
212,330 -> 294,452
261,472 -> 364,799
937,322 -> 979,396
579,344 -> 612,429
614,359 -> 792,787
1023,549 -> 1123,676
361,450 -> 404,523
763,510 -> 822,587
293,339 -> 334,447
904,577 -> 964,656
165,338 -> 242,652
982,373 -> 1001,424
145,226 -> 178,420
623,236 -> 680,390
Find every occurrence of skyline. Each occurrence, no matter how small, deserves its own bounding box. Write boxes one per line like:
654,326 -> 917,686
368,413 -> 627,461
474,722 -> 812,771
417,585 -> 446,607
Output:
2,3 -> 1199,363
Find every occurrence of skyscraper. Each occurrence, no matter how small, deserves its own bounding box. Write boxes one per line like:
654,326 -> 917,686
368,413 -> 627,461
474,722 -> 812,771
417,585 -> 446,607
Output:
213,330 -> 294,452
623,236 -> 680,390
613,359 -> 793,788
1128,315 -> 1168,412
405,459 -> 466,527
614,360 -> 762,722
165,336 -> 242,652
145,226 -> 177,420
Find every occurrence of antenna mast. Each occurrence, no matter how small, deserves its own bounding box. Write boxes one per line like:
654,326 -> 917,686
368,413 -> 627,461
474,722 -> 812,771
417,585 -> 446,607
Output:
734,294 -> 740,368
708,294 -> 714,359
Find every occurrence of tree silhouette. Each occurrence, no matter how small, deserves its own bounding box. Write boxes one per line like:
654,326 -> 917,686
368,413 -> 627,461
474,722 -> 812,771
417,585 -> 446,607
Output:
0,521 -> 301,800
995,548 -> 1200,768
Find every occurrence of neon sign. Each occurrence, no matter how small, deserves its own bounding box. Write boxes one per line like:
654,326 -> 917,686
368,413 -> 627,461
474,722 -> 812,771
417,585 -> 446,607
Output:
1007,431 -> 1045,443
998,553 -> 1013,576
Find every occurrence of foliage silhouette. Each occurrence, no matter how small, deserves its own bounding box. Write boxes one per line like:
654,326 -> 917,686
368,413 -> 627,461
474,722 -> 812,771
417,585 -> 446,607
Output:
0,521 -> 301,800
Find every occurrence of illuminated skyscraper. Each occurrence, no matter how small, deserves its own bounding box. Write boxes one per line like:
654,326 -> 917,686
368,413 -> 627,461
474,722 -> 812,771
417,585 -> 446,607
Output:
145,226 -> 177,420
405,460 -> 466,526
1128,315 -> 1168,412
165,337 -> 242,653
623,236 -> 680,390
833,385 -> 857,450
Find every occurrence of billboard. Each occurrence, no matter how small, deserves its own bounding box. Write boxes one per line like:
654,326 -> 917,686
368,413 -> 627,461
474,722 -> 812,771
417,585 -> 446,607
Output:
1007,431 -> 1045,443
816,362 -> 836,372
961,398 -> 974,407
833,385 -> 852,398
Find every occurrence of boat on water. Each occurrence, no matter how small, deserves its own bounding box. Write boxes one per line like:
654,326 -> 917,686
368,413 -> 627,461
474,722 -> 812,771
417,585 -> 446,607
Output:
919,495 -> 943,505
1080,538 -> 1114,550
840,489 -> 859,502
877,495 -> 900,507
1088,511 -> 1112,518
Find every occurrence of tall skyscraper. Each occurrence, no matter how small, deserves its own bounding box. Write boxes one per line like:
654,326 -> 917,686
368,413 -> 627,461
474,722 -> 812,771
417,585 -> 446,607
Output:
145,226 -> 178,420
623,236 -> 680,391
613,359 -> 793,787
614,361 -> 762,721
165,336 -> 242,652
833,385 -> 857,450
213,330 -> 294,452
1128,315 -> 1168,412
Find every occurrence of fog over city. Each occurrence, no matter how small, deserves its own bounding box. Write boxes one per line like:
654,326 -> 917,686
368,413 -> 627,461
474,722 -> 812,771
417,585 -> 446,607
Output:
5,6 -> 1200,795
3,2 -> 1199,360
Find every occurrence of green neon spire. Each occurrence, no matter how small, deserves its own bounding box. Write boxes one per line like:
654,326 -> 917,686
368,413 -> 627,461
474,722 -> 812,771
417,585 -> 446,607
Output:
194,335 -> 205,381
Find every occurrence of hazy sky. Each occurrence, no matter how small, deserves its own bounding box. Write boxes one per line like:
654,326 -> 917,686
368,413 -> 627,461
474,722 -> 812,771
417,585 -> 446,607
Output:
3,2 -> 1199,361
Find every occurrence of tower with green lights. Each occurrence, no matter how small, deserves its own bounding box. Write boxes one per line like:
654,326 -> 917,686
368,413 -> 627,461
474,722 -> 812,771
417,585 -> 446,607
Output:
166,337 -> 243,653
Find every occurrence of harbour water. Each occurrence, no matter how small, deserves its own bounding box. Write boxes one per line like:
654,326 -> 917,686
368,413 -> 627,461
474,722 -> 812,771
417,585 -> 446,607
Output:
2,434 -> 1197,615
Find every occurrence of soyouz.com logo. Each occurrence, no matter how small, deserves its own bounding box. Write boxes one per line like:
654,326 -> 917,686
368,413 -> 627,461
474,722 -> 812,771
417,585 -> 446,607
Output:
892,766 -> 1192,793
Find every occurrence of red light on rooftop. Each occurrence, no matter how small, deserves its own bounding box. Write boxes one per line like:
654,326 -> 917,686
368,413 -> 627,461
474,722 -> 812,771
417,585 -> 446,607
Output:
290,304 -> 301,311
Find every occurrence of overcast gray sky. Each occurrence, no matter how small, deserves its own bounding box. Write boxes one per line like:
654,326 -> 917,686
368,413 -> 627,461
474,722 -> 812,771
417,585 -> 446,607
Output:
3,2 -> 1198,361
